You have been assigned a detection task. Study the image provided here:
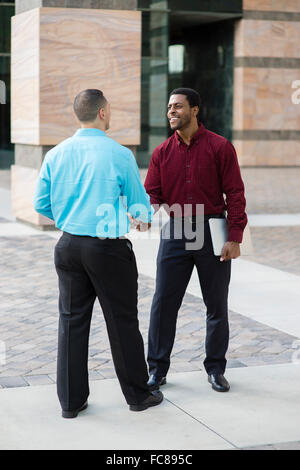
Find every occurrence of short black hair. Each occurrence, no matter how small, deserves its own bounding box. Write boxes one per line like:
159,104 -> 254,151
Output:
170,87 -> 201,122
73,89 -> 107,122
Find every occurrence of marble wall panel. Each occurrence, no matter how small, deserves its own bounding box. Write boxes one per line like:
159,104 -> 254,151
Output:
11,9 -> 40,145
243,0 -> 300,12
11,7 -> 141,146
235,19 -> 300,58
233,140 -> 300,165
233,67 -> 300,131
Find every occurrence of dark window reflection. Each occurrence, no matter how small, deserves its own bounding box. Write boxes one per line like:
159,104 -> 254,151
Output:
0,3 -> 14,169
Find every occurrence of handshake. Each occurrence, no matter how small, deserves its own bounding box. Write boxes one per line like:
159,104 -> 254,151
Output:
128,214 -> 151,232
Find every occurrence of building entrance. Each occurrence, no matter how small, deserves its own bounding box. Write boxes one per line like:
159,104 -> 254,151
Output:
169,12 -> 238,141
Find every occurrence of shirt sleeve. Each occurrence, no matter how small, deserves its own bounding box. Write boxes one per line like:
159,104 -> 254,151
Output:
122,150 -> 153,223
218,141 -> 248,243
33,155 -> 54,221
144,147 -> 164,210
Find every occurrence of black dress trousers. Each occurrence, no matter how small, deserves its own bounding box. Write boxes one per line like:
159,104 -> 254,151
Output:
147,216 -> 231,377
54,233 -> 150,411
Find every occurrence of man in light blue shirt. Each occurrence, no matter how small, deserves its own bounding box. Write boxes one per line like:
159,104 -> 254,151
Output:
34,110 -> 152,237
34,89 -> 163,418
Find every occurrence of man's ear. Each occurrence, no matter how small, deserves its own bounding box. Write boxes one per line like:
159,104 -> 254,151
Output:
99,108 -> 105,120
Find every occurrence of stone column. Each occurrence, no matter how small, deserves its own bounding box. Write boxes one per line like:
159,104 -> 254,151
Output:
232,0 -> 300,166
12,0 -> 139,228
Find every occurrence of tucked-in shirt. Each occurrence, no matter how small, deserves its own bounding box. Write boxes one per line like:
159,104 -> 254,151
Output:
34,128 -> 152,237
144,123 -> 247,243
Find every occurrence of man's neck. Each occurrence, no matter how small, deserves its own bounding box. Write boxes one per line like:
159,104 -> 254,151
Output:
176,123 -> 199,145
80,123 -> 106,132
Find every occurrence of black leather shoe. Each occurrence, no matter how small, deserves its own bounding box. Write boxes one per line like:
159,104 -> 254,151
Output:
147,374 -> 167,391
208,374 -> 230,392
62,401 -> 88,419
130,390 -> 164,412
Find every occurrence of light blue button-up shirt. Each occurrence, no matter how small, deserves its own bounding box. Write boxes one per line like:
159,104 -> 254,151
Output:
33,128 -> 152,237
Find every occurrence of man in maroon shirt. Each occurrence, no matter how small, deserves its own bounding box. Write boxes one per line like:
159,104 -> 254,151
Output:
145,88 -> 247,393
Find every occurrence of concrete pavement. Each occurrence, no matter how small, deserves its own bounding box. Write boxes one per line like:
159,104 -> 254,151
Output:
1,364 -> 300,450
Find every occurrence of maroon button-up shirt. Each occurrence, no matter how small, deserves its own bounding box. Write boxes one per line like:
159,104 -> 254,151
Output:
144,123 -> 248,243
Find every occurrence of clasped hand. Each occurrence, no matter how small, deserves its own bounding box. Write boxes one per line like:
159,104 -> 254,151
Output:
128,214 -> 151,232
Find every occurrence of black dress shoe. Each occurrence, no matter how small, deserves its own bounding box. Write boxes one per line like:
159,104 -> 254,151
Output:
147,374 -> 167,391
62,400 -> 88,419
130,390 -> 164,412
208,374 -> 230,392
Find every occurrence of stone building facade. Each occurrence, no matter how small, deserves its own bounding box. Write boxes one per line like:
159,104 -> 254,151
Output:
0,1 -> 299,226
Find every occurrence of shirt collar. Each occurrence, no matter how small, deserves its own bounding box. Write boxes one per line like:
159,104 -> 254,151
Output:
74,128 -> 106,137
174,122 -> 205,146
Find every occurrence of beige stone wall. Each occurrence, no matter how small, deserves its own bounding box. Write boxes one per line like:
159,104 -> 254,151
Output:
233,2 -> 300,166
234,140 -> 300,166
11,9 -> 40,145
11,4 -> 141,227
233,67 -> 300,131
234,19 -> 300,58
243,0 -> 300,12
11,7 -> 141,146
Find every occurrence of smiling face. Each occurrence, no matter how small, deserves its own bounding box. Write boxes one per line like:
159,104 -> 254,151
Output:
167,94 -> 198,131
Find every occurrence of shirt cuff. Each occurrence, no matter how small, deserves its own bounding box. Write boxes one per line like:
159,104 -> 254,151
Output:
228,228 -> 243,243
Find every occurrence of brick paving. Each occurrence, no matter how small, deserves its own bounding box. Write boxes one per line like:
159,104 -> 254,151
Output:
241,167 -> 300,215
240,168 -> 300,276
247,226 -> 300,276
0,234 -> 298,389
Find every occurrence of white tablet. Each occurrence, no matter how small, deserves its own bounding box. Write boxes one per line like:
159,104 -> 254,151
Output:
208,218 -> 254,256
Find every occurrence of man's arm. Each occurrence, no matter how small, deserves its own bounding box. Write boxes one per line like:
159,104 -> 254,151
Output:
217,140 -> 248,261
122,150 -> 153,226
144,147 -> 164,214
218,140 -> 248,243
33,156 -> 54,220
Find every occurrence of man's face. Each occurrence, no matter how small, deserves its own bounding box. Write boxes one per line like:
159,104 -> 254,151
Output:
167,94 -> 194,131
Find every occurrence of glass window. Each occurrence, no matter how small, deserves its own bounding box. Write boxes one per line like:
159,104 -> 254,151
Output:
168,44 -> 185,74
0,5 -> 14,53
0,3 -> 15,168
136,6 -> 169,168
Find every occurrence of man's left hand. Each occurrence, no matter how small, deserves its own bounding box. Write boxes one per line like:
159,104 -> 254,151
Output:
220,241 -> 240,262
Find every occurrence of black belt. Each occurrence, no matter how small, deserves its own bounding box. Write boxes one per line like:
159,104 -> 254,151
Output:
62,232 -> 126,240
